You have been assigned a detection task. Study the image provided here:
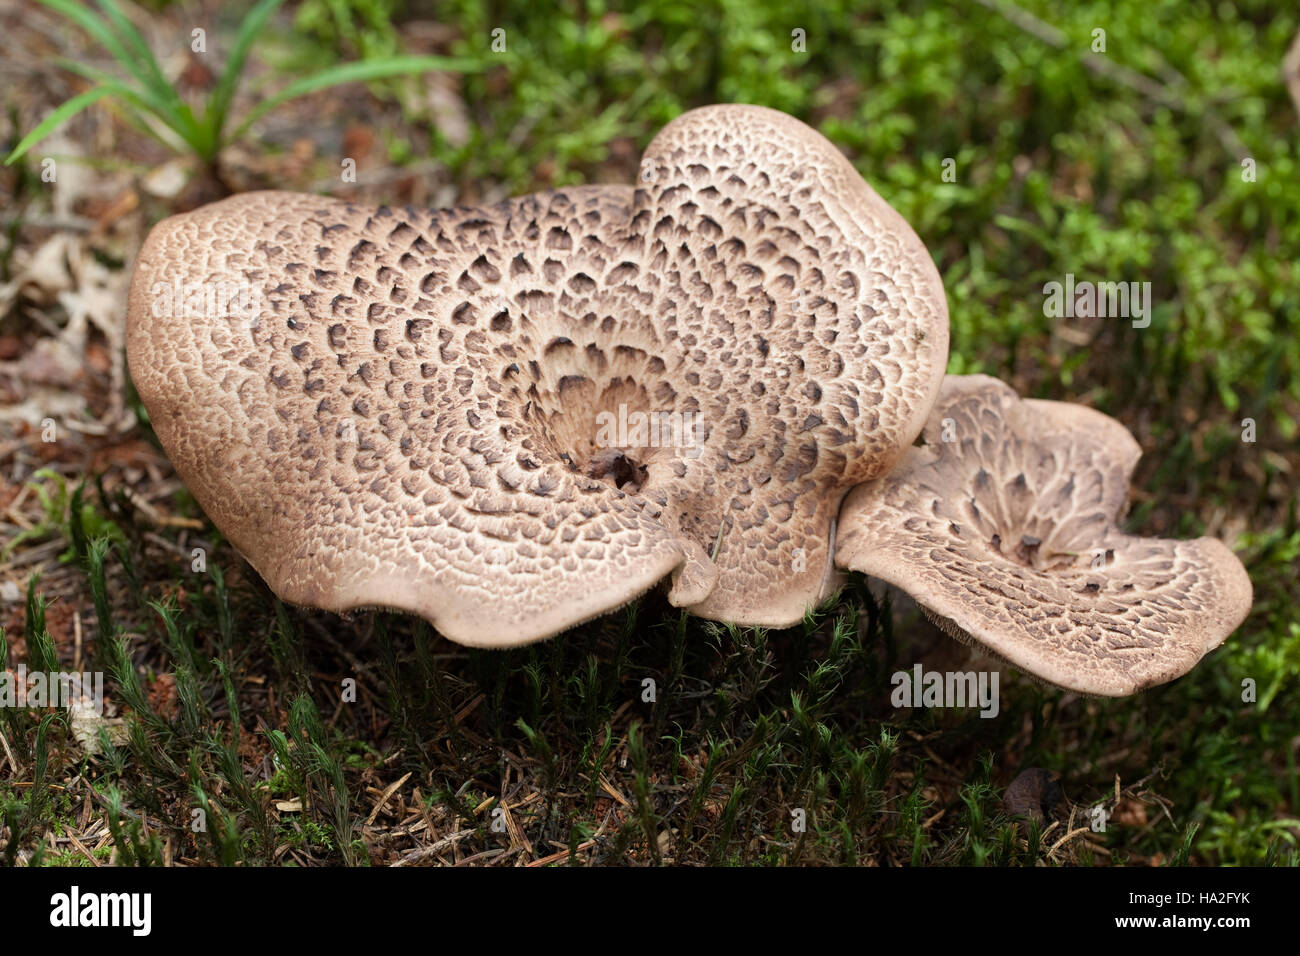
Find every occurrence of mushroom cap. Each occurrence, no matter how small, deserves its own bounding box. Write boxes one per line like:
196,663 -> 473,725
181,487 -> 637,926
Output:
835,374 -> 1252,695
1003,768 -> 1062,823
127,104 -> 948,646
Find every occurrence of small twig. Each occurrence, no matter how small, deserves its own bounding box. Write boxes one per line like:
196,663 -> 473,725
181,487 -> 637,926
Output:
391,828 -> 474,866
0,727 -> 17,774
364,771 -> 412,826
121,488 -> 205,529
0,537 -> 64,571
526,839 -> 598,867
64,831 -> 101,866
1048,825 -> 1091,857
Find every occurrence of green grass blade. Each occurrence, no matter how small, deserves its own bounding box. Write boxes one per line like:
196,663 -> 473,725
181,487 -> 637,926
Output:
39,0 -> 135,70
38,1 -> 166,107
38,0 -> 199,143
226,55 -> 481,147
4,85 -> 115,165
93,0 -> 200,135
93,0 -> 173,90
203,0 -> 286,152
53,58 -> 199,148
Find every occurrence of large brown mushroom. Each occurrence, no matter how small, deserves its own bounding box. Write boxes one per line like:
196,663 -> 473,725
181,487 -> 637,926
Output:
835,374 -> 1252,695
126,104 -> 949,647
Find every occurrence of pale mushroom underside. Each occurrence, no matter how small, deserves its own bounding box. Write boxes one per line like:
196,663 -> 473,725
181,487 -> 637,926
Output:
126,104 -> 949,647
836,375 -> 1253,696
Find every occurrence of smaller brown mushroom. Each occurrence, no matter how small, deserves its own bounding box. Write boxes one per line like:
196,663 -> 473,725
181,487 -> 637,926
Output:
1003,768 -> 1063,824
835,374 -> 1252,696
